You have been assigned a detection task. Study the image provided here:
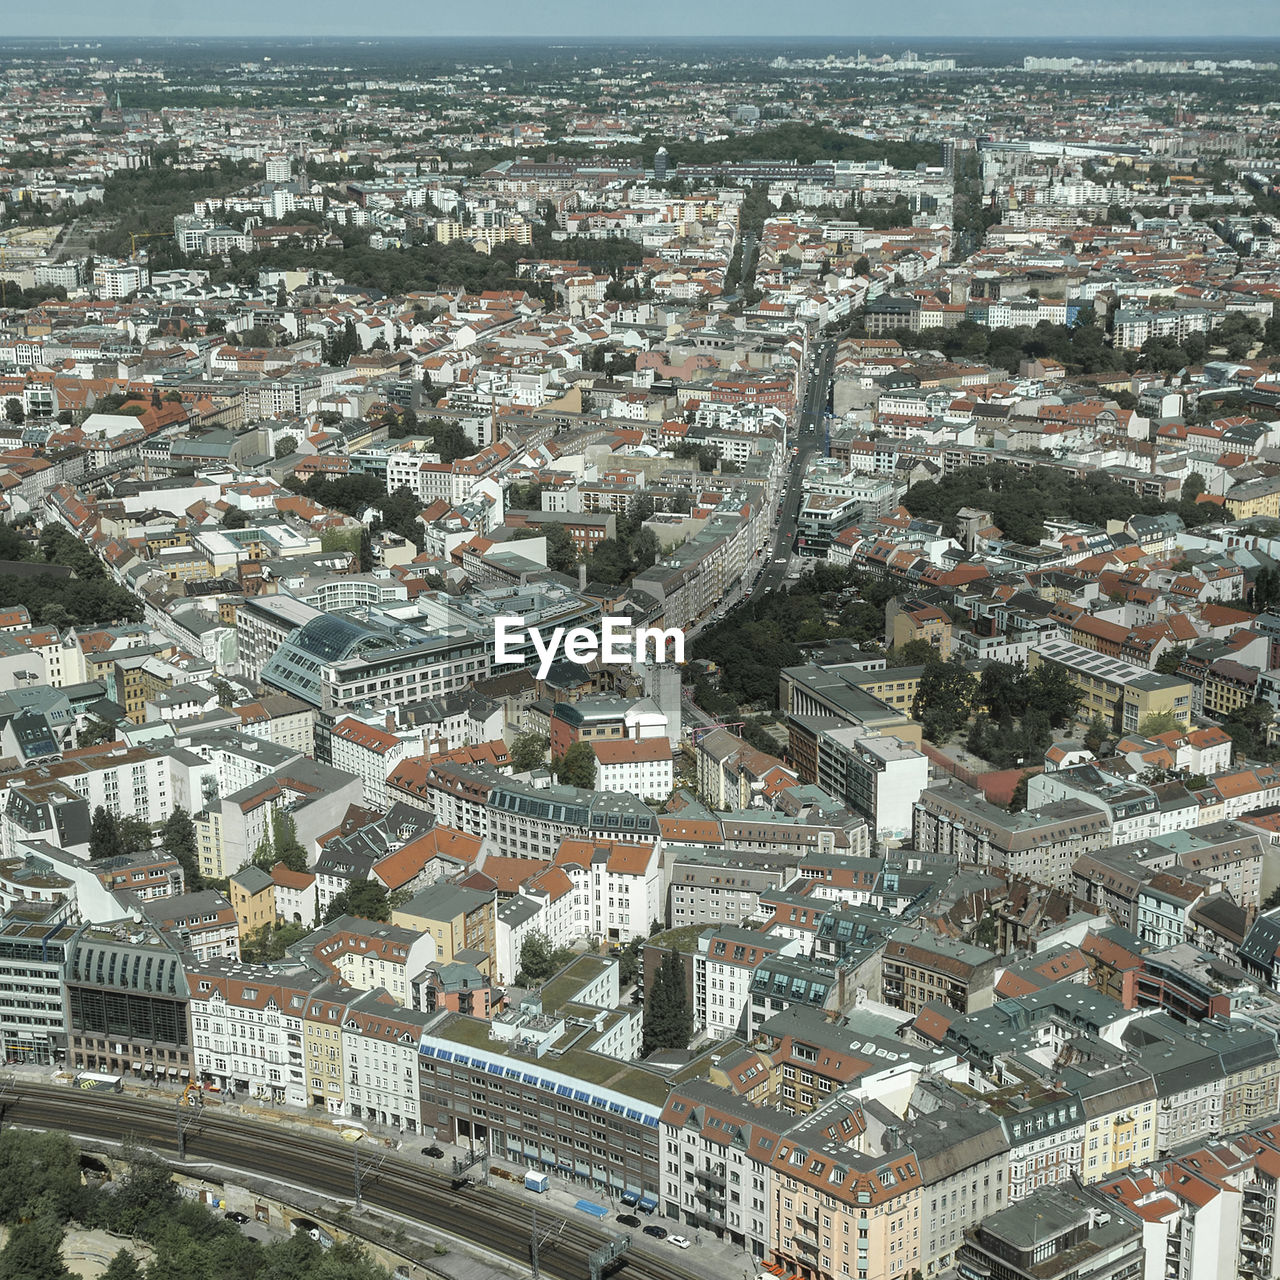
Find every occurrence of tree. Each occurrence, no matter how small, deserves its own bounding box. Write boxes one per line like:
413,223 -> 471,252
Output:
222,507 -> 248,530
274,434 -> 298,459
1083,715 -> 1110,755
974,911 -> 998,950
518,933 -> 554,984
544,522 -> 577,574
642,948 -> 693,1055
78,716 -> 117,749
554,740 -> 598,789
1024,663 -> 1082,729
1223,702 -> 1277,761
241,921 -> 308,963
1155,646 -> 1188,676
586,538 -> 634,587
1139,710 -> 1183,737
118,816 -> 152,855
509,732 -> 549,772
89,806 -> 122,860
269,810 -> 307,873
324,878 -> 389,923
1183,472 -> 1206,501
889,638 -> 943,668
211,678 -> 236,709
163,806 -> 201,889
3,398 -> 23,425
100,1251 -> 143,1280
912,658 -> 977,744
1007,773 -> 1030,814
0,1215 -> 68,1280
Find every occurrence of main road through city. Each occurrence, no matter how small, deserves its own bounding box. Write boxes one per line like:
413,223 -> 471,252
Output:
756,336 -> 835,596
685,335 -> 836,647
3,1082 -> 705,1280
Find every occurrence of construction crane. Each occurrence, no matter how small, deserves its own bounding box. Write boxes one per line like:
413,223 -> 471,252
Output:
129,230 -> 171,260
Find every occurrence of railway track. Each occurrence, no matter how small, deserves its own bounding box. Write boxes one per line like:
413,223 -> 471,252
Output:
4,1082 -> 704,1280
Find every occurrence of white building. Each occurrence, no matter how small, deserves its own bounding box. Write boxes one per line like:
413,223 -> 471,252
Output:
553,838 -> 664,944
188,961 -> 312,1107
341,992 -> 429,1132
328,716 -> 412,809
589,736 -> 674,801
695,928 -> 803,1039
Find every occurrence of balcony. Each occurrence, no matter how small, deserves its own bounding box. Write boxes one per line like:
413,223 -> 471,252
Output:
792,1235 -> 820,1256
796,1209 -> 820,1229
697,1164 -> 727,1185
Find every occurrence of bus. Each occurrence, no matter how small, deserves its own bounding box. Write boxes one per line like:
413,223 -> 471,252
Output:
74,1072 -> 124,1094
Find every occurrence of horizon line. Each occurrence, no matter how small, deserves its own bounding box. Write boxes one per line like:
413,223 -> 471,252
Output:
2,33 -> 1275,43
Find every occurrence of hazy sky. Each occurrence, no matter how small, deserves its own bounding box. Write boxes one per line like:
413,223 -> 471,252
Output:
10,0 -> 1280,40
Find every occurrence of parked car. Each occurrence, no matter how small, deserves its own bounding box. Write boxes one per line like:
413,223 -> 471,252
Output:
421,1144 -> 445,1158
669,1235 -> 692,1249
642,1225 -> 668,1239
224,1212 -> 250,1225
618,1214 -> 642,1228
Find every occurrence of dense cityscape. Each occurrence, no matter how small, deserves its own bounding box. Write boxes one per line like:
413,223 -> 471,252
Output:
3,19 -> 1280,1280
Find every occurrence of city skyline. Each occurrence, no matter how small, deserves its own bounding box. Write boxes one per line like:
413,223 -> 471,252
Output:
10,0 -> 1280,40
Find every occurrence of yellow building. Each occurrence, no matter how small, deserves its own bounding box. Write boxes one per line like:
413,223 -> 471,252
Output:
1028,639 -> 1192,734
303,982 -> 351,1115
887,599 -> 953,659
769,1098 -> 922,1280
228,865 -> 276,943
1201,659 -> 1259,720
1078,1082 -> 1159,1184
392,884 -> 494,976
1225,476 -> 1280,521
154,545 -> 214,582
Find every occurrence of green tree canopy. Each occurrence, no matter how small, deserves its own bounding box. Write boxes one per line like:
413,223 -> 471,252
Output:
89,806 -> 122,860
324,878 -> 390,923
642,948 -> 693,1055
553,740 -> 597,789
509,732 -> 549,772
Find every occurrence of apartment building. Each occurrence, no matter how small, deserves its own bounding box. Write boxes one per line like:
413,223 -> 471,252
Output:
914,780 -> 1111,890
303,978 -> 353,1116
342,989 -> 432,1132
553,838 -> 664,944
1028,640 -> 1193,733
590,736 -> 675,800
187,958 -> 318,1105
661,1080 -> 779,1259
392,884 -> 495,976
695,927 -> 797,1039
666,847 -> 798,930
768,1096 -> 923,1280
817,729 -> 929,842
876,928 -> 998,1017
898,1081 -> 1010,1279
296,916 -> 437,1006
419,761 -> 660,859
957,1185 -> 1143,1280
328,716 -> 412,809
